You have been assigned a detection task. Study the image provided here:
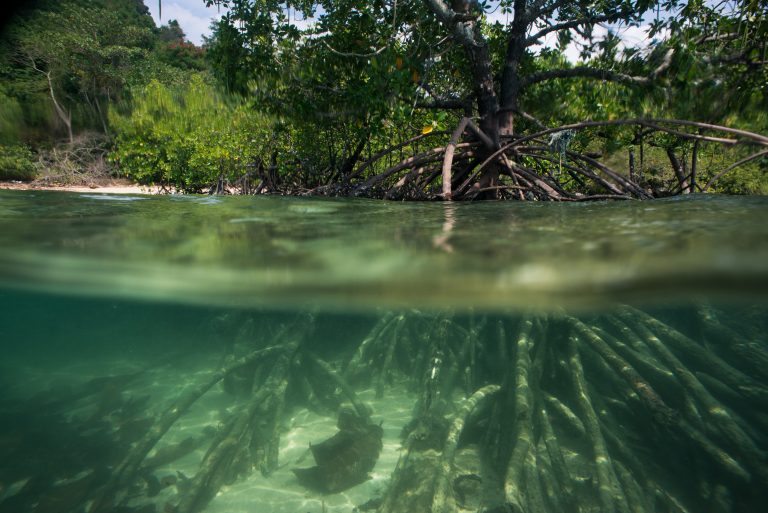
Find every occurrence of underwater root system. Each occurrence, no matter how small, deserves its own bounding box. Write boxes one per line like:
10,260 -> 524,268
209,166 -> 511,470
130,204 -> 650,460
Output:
0,304 -> 766,513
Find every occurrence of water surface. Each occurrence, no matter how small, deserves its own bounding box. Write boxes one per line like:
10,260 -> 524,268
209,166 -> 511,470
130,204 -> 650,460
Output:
0,190 -> 766,513
0,190 -> 766,310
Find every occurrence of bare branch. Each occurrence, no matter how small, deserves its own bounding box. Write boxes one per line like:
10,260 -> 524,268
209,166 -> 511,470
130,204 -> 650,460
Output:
424,0 -> 479,48
512,119 -> 768,147
466,119 -> 495,149
30,58 -> 73,144
695,32 -> 739,45
349,130 -> 450,180
526,0 -> 567,22
702,149 -> 768,192
354,142 -> 475,191
521,147 -> 625,195
517,110 -> 547,130
320,40 -> 388,58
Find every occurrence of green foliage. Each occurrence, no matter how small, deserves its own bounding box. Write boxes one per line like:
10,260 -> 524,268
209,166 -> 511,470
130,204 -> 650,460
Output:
0,144 -> 36,180
156,19 -> 207,72
0,85 -> 25,144
205,17 -> 253,95
0,0 -> 211,147
2,1 -> 151,139
109,75 -> 273,192
2,0 -> 765,194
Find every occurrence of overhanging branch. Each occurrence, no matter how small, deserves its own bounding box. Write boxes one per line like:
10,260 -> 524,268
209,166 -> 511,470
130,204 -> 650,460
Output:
520,48 -> 674,89
526,0 -> 567,22
520,66 -> 652,88
525,14 -> 623,47
413,99 -> 467,110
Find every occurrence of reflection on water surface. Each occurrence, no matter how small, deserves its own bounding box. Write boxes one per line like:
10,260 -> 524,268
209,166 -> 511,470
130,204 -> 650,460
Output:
0,190 -> 767,309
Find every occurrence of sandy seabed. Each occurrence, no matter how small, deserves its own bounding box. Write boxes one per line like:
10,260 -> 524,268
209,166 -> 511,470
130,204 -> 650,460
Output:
2,352 -> 414,513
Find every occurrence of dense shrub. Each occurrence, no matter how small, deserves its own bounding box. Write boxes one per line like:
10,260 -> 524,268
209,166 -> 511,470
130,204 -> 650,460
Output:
109,74 -> 274,192
0,144 -> 36,181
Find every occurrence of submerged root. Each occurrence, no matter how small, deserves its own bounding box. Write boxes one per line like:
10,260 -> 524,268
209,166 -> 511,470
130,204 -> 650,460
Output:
4,305 -> 766,513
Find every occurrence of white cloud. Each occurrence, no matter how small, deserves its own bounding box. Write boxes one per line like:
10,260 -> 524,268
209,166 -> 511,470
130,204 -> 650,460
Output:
528,23 -> 667,63
482,1 -> 666,63
146,1 -> 227,46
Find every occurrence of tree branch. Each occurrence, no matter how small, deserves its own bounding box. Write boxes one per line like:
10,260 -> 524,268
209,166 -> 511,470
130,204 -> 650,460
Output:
525,14 -> 622,47
520,66 -> 652,88
413,99 -> 468,110
526,0 -> 567,22
424,0 -> 477,46
319,40 -> 387,59
517,110 -> 547,130
520,49 -> 673,89
463,119 -> 495,149
702,149 -> 768,192
349,130 -> 450,180
30,58 -> 73,144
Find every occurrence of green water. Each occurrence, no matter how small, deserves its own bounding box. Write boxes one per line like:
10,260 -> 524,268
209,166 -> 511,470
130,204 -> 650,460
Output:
0,189 -> 766,513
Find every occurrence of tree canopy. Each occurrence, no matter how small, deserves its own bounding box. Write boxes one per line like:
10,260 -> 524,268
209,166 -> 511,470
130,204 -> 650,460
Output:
196,0 -> 766,198
1,0 -> 765,195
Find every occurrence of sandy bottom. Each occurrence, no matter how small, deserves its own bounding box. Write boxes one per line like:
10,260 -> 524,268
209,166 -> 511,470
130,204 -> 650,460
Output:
3,353 -> 415,513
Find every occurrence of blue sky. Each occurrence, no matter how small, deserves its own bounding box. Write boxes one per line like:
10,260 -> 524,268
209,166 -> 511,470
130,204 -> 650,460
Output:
146,1 -> 226,46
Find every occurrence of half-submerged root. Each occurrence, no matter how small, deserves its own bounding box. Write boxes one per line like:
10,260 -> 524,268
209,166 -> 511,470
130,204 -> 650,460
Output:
281,118 -> 768,201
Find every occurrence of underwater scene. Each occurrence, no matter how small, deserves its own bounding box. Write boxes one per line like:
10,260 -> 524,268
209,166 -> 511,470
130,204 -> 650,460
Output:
1,190 -> 767,513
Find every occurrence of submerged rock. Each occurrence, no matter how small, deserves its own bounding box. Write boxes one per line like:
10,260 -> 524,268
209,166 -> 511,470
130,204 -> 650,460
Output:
293,407 -> 383,493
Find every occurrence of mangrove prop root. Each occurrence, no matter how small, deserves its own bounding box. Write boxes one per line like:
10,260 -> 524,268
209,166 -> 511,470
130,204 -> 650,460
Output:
71,307 -> 768,513
376,314 -> 405,398
614,460 -> 651,513
542,392 -> 586,438
87,344 -> 285,513
620,315 -> 767,483
265,378 -> 290,475
523,450 -> 548,513
567,333 -> 629,513
534,440 -> 563,513
536,404 -> 578,513
177,438 -> 241,513
698,304 -> 768,382
431,384 -> 501,513
178,350 -> 294,513
681,418 -> 751,482
595,322 -> 677,389
569,316 -> 678,427
307,352 -> 371,420
599,319 -> 704,424
346,312 -> 396,380
504,317 -> 534,510
618,307 -> 768,405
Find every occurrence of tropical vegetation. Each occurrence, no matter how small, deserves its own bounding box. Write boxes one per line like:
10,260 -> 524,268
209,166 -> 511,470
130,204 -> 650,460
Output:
0,0 -> 765,196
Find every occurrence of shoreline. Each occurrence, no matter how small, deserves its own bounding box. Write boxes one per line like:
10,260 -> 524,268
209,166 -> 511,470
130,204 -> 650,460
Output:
0,179 -> 161,195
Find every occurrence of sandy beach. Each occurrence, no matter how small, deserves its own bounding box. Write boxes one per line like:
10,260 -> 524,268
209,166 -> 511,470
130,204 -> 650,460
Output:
0,179 -> 162,195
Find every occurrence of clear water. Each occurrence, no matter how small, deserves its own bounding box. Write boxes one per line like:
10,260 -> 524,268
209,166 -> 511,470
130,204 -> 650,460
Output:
0,189 -> 766,513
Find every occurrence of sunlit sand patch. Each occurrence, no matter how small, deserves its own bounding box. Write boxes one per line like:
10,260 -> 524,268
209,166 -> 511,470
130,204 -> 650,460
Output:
178,386 -> 415,513
29,352 -> 417,513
